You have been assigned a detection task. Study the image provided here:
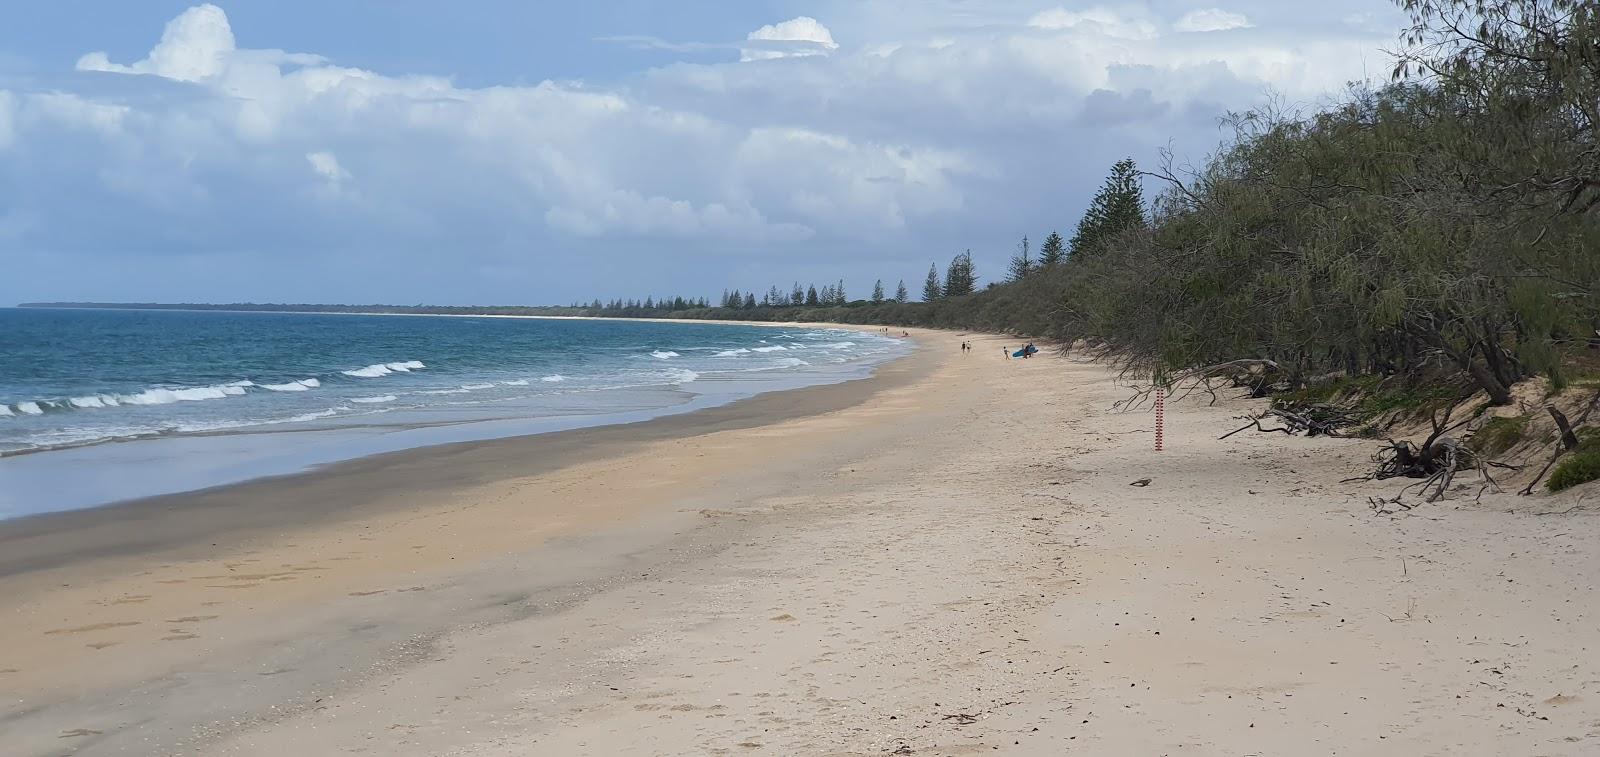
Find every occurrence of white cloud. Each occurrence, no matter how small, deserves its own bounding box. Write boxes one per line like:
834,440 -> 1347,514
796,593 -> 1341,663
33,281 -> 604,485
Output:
76,4 -> 235,82
1028,7 -> 1159,40
742,17 -> 840,62
0,2 -> 1405,305
306,151 -> 350,184
1174,9 -> 1254,33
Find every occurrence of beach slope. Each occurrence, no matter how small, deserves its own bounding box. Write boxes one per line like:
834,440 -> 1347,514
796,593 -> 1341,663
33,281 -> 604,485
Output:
2,329 -> 1596,755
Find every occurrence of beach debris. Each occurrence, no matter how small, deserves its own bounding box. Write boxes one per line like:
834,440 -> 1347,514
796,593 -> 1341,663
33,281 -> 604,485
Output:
1219,401 -> 1362,440
1129,478 -> 1152,487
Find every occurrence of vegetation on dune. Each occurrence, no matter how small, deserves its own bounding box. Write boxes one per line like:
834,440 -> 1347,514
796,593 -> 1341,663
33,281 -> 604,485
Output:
1548,429 -> 1600,492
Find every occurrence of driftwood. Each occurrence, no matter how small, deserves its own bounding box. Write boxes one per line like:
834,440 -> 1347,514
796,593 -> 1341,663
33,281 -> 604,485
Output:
1220,400 -> 1363,440
1358,393 -> 1514,510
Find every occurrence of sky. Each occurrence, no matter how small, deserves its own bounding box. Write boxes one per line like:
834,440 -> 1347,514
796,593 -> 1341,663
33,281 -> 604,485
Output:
0,1 -> 1408,306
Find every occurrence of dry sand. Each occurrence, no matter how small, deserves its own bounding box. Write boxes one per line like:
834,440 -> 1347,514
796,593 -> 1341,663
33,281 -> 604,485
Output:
2,328 -> 1597,756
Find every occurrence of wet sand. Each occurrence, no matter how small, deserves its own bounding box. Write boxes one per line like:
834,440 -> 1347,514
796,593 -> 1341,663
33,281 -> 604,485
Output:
3,328 -> 1597,755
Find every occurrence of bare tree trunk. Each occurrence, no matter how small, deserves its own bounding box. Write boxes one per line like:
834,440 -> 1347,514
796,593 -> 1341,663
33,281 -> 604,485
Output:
1548,404 -> 1581,450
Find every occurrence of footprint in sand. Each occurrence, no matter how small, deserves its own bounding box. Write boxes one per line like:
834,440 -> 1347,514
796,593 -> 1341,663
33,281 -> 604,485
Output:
45,621 -> 141,635
348,590 -> 388,597
165,615 -> 220,623
59,729 -> 102,739
86,642 -> 121,650
162,634 -> 200,641
109,595 -> 152,605
770,614 -> 796,622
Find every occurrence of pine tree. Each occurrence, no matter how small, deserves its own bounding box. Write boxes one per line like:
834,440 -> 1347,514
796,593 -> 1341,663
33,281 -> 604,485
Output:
744,293 -> 757,309
871,279 -> 885,303
943,251 -> 977,297
835,279 -> 847,305
1069,158 -> 1146,256
791,283 -> 805,306
806,285 -> 820,306
922,264 -> 943,302
895,280 -> 909,303
1038,231 -> 1066,267
1007,235 -> 1032,282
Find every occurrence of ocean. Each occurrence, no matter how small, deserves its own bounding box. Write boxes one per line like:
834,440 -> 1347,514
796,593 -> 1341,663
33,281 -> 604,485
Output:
0,308 -> 910,519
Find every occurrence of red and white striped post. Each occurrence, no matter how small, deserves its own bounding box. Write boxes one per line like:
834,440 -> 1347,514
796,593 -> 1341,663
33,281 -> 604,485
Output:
1154,387 -> 1166,452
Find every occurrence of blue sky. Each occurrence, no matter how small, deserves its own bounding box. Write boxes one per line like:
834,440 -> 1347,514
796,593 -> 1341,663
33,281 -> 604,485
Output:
0,1 -> 1405,306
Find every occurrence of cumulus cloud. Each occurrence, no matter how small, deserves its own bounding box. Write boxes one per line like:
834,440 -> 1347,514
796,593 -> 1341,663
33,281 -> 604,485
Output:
742,17 -> 841,62
76,4 -> 235,82
0,2 -> 1402,305
1174,9 -> 1254,33
1028,7 -> 1159,40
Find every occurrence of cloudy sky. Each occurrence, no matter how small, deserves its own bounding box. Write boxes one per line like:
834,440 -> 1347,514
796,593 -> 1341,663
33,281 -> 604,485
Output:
0,1 -> 1406,306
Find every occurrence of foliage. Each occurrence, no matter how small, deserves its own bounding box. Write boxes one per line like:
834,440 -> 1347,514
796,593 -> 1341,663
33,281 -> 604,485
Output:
1469,415 -> 1530,457
1037,231 -> 1066,267
1548,429 -> 1600,491
922,264 -> 943,302
943,251 -> 978,298
1007,236 -> 1032,282
1068,158 -> 1146,256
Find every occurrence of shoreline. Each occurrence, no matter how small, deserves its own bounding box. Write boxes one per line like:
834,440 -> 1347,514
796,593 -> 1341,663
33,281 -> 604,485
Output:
4,327 -> 1596,755
0,325 -> 924,579
0,317 -> 908,519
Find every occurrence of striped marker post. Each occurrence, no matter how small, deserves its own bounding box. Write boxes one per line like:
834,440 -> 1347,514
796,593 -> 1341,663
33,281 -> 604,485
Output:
1154,387 -> 1165,452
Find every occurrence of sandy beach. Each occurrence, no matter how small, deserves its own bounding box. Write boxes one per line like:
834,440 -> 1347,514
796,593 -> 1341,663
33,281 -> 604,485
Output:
3,327 -> 1597,756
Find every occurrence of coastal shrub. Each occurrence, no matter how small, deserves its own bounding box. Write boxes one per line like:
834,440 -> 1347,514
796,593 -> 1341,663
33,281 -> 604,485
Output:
1469,416 -> 1529,458
1547,431 -> 1600,492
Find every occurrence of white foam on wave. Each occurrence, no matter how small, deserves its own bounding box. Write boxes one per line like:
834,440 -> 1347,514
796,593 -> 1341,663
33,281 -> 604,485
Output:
17,402 -> 44,415
501,379 -> 531,387
352,395 -> 397,404
117,385 -> 244,405
262,379 -> 320,392
541,375 -> 566,383
284,408 -> 341,423
344,361 -> 425,378
419,388 -> 471,395
715,348 -> 751,357
651,351 -> 681,359
461,383 -> 495,391
815,341 -> 857,349
666,368 -> 698,385
752,345 -> 787,353
0,404 -> 13,417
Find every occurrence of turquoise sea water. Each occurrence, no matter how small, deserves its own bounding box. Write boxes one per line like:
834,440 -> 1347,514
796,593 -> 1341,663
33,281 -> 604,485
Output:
0,309 -> 909,518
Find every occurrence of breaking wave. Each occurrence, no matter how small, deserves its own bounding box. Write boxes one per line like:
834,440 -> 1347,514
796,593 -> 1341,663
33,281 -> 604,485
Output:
343,360 -> 427,378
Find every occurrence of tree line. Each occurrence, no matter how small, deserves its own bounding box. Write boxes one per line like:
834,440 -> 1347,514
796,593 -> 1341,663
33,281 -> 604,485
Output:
634,1 -> 1600,406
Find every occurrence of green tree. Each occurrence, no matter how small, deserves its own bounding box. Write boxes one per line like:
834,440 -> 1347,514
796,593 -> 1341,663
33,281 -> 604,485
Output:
1007,235 -> 1032,282
871,279 -> 885,303
922,264 -> 943,302
943,251 -> 977,297
1070,158 -> 1146,256
1038,231 -> 1066,266
895,280 -> 909,303
806,285 -> 820,306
